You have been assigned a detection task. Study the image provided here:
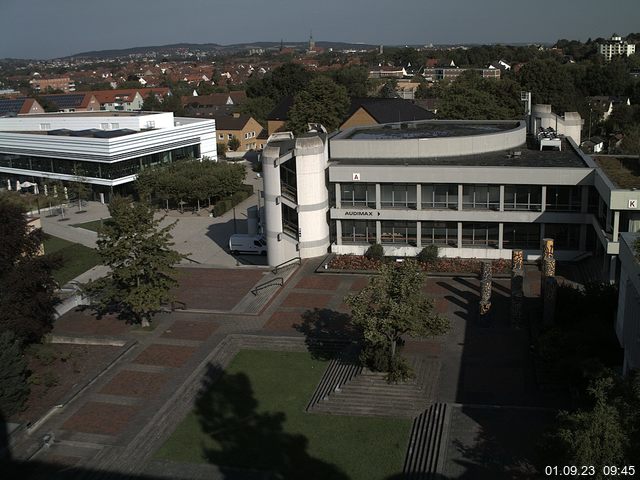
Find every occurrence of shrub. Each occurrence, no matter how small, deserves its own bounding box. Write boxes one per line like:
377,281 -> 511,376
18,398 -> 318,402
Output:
386,356 -> 415,384
364,243 -> 384,261
231,191 -> 248,206
0,331 -> 30,416
417,245 -> 439,263
42,371 -> 60,388
212,201 -> 227,217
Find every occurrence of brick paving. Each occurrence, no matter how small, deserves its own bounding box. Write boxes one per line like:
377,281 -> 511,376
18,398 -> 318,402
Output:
161,319 -> 219,341
99,370 -> 171,397
133,344 -> 198,368
52,309 -> 130,336
280,291 -> 333,309
62,402 -> 139,436
294,275 -> 342,290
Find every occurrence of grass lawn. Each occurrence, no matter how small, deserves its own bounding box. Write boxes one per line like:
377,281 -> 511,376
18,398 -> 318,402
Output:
43,236 -> 101,285
594,156 -> 640,189
155,350 -> 412,480
71,218 -> 111,233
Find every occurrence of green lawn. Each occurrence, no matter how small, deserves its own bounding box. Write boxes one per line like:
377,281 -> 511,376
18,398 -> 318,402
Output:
43,236 -> 101,285
71,218 -> 111,233
155,350 -> 411,480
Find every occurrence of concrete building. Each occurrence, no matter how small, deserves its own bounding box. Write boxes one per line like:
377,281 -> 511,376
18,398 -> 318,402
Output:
261,107 -> 640,280
0,111 -> 216,201
598,34 -> 636,62
616,233 -> 640,374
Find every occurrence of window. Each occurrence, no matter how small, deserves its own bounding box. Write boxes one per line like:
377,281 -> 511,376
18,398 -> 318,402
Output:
546,186 -> 581,212
380,184 -> 416,208
544,224 -> 580,250
462,223 -> 499,248
504,185 -> 542,211
503,223 -> 540,249
421,221 -> 457,246
110,123 -> 119,129
462,185 -> 500,210
282,204 -> 298,238
341,183 -> 376,208
228,134 -> 233,140
101,123 -> 109,130
280,161 -> 297,201
218,134 -> 223,139
381,221 -> 417,245
341,220 -> 376,244
422,184 -> 458,209
39,123 -> 51,131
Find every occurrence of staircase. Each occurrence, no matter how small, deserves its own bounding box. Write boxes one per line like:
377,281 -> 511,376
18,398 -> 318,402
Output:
403,403 -> 451,479
311,356 -> 440,418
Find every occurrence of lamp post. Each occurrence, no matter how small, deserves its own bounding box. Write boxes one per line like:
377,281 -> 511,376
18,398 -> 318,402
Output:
233,207 -> 237,234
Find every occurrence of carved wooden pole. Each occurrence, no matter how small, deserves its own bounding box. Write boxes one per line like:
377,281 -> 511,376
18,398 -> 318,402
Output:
510,249 -> 525,328
541,238 -> 555,296
479,260 -> 492,320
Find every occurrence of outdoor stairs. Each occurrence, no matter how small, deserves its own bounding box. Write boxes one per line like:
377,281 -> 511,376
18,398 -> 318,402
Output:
230,263 -> 300,315
311,356 -> 440,418
403,403 -> 451,480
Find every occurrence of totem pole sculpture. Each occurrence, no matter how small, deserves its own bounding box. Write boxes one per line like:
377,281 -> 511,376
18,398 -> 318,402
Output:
510,249 -> 525,328
479,260 -> 492,320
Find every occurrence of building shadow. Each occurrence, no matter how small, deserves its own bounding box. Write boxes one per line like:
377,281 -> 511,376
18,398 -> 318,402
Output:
294,308 -> 358,361
205,219 -> 267,266
195,363 -> 349,480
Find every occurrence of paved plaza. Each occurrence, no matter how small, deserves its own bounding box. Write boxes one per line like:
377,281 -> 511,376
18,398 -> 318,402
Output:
7,257 -> 552,479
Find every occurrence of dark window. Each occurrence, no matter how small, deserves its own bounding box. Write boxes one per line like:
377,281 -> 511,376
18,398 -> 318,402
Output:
462,223 -> 499,248
503,223 -> 540,249
421,221 -> 457,246
341,183 -> 376,208
422,184 -> 458,209
341,220 -> 376,244
504,186 -> 542,211
282,204 -> 298,239
380,221 -> 417,245
462,185 -> 500,210
546,186 -> 581,212
380,183 -> 416,208
545,224 -> 580,250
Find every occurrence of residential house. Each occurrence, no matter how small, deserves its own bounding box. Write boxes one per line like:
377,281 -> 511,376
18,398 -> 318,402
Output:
587,96 -> 631,121
29,76 -> 75,93
340,98 -> 436,130
368,66 -> 408,79
214,114 -> 263,152
182,92 -> 247,117
38,93 -> 100,112
0,98 -> 44,116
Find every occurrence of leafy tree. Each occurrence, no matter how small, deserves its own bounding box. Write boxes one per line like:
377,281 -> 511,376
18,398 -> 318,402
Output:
246,63 -> 314,101
331,66 -> 370,97
621,124 -> 640,155
345,260 -> 450,380
141,92 -> 162,111
82,197 -> 182,327
239,96 -> 275,128
0,331 -> 29,416
286,76 -> 349,134
227,136 -> 241,152
378,79 -> 398,98
415,82 -> 432,99
69,166 -> 91,211
217,142 -> 228,157
0,199 -> 60,344
517,59 -> 579,112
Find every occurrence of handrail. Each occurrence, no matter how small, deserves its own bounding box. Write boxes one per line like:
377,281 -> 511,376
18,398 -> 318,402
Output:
251,277 -> 283,295
272,256 -> 301,274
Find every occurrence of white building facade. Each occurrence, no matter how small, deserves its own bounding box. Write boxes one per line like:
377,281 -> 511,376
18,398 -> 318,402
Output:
598,35 -> 636,62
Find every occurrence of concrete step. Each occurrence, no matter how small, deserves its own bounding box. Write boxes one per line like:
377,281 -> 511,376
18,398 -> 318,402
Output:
403,403 -> 451,479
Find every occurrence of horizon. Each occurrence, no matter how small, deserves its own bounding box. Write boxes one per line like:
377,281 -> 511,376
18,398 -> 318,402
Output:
1,0 -> 639,60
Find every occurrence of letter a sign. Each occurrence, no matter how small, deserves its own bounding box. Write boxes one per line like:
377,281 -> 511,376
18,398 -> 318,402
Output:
352,173 -> 361,181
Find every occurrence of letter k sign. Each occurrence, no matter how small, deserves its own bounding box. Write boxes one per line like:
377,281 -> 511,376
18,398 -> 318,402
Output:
629,199 -> 638,209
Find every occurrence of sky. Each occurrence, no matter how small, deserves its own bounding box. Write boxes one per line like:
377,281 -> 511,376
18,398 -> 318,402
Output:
1,0 -> 639,59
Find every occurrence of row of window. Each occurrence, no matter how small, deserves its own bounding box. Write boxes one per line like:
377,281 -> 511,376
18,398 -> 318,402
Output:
340,220 -> 581,250
217,131 -> 257,141
0,145 -> 199,180
340,183 -> 586,212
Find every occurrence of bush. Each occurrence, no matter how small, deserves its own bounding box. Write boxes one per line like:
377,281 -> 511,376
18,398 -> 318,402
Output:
42,371 -> 60,388
364,243 -> 384,261
417,245 -> 439,263
0,331 -> 30,416
386,356 -> 415,384
231,190 -> 248,206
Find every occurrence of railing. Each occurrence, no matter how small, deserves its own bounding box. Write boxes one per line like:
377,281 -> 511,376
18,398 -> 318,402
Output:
272,256 -> 301,274
251,277 -> 283,295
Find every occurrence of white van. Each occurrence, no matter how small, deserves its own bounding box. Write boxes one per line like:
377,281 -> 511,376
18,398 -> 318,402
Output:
228,234 -> 267,255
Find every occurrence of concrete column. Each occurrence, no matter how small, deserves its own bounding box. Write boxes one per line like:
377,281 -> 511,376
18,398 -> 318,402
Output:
375,183 -> 381,210
606,207 -> 612,233
613,211 -> 620,241
457,221 -> 463,248
579,224 -> 587,251
498,223 -> 504,250
457,184 -> 463,211
376,220 -> 381,244
499,185 -> 505,212
336,219 -> 342,245
581,185 -> 589,213
335,183 -> 341,209
416,221 -> 421,247
541,185 -> 547,212
609,255 -> 617,284
416,184 -> 421,210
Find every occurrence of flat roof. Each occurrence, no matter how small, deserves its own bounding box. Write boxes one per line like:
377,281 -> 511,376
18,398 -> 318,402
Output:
330,138 -> 588,168
15,111 -> 163,118
346,121 -> 520,140
594,156 -> 640,188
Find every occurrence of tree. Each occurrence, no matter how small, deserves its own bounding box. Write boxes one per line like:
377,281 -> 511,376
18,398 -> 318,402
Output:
227,136 -> 241,152
0,199 -> 60,344
0,331 -> 29,416
246,62 -> 314,102
517,59 -> 579,112
141,92 -> 162,111
621,124 -> 640,155
331,66 -> 370,97
69,166 -> 91,211
82,197 -> 182,327
378,79 -> 398,98
286,76 -> 349,134
345,260 -> 450,381
239,96 -> 275,128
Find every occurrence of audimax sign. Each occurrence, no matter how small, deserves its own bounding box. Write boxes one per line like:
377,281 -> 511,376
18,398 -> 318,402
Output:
344,211 -> 381,216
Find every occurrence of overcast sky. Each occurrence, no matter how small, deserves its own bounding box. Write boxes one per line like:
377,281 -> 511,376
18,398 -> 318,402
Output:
1,0 -> 639,59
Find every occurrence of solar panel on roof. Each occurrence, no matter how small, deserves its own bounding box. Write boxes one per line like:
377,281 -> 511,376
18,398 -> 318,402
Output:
41,94 -> 85,109
0,98 -> 26,115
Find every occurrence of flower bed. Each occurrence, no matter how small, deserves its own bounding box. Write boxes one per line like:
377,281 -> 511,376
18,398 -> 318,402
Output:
327,254 -> 511,275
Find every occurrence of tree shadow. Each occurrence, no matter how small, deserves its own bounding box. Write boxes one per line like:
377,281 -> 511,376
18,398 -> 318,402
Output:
195,363 -> 349,480
293,308 -> 359,361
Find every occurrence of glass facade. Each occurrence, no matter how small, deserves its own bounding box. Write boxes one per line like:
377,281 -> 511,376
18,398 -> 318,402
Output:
462,223 -> 499,248
503,223 -> 540,249
380,183 -> 416,208
0,145 -> 199,181
421,221 -> 458,246
462,185 -> 500,210
341,183 -> 376,208
280,160 -> 297,201
545,223 -> 580,250
282,204 -> 298,238
504,185 -> 542,211
341,220 -> 376,244
422,184 -> 458,209
381,221 -> 417,245
546,186 -> 582,212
